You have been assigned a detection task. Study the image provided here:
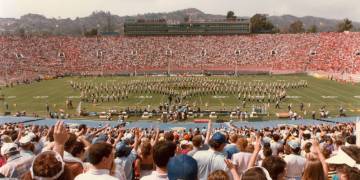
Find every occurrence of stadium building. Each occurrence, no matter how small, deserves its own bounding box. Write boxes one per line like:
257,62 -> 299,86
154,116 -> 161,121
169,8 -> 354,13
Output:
124,18 -> 251,36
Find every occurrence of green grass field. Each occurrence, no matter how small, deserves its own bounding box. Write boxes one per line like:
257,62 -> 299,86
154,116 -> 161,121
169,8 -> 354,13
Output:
1,74 -> 360,120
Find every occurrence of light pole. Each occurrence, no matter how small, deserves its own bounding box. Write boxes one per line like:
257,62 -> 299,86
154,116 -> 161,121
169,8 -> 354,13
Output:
5,60 -> 8,84
131,50 -> 138,76
200,48 -> 207,75
234,49 -> 240,76
101,52 -> 104,76
96,24 -> 100,35
166,47 -> 172,76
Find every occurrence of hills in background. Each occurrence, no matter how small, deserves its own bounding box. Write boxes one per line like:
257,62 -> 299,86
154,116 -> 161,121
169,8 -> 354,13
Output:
0,8 -> 359,35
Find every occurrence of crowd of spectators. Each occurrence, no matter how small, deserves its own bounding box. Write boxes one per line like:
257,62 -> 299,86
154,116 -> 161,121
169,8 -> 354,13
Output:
0,119 -> 359,180
1,32 -> 360,84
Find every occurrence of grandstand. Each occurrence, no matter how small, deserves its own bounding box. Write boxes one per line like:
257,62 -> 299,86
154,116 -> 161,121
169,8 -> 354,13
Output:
124,18 -> 251,35
1,32 -> 360,85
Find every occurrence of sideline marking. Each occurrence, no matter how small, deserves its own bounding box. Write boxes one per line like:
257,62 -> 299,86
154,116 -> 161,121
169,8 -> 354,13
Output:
137,96 -> 153,99
321,96 -> 337,99
33,96 -> 49,99
66,96 -> 80,99
287,96 -> 301,99
212,96 -> 228,99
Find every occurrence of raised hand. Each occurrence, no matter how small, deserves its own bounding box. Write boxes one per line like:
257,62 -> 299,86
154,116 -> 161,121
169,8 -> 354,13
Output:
224,159 -> 235,170
53,121 -> 69,145
254,134 -> 262,153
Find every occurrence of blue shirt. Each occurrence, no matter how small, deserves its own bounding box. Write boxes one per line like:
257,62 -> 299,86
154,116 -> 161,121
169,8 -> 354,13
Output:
114,149 -> 137,180
224,143 -> 239,159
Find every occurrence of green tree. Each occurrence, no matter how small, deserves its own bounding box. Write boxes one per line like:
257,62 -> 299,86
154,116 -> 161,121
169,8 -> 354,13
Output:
184,15 -> 190,22
307,25 -> 318,33
337,18 -> 353,32
18,28 -> 26,38
288,20 -> 305,33
84,28 -> 98,37
106,11 -> 115,32
226,11 -> 236,20
250,14 -> 275,33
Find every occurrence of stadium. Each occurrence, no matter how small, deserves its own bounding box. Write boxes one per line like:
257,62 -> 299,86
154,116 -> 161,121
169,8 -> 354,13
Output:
1,32 -> 360,121
0,1 -> 360,180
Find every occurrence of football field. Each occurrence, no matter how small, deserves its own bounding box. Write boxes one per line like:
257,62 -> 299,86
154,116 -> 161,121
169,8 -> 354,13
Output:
1,74 -> 360,120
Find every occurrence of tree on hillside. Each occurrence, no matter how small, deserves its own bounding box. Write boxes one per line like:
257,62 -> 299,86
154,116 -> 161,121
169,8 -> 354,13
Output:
250,14 -> 275,33
105,11 -> 115,32
84,28 -> 98,37
184,15 -> 190,23
288,20 -> 305,33
226,11 -> 236,20
18,28 -> 26,38
307,25 -> 318,33
337,18 -> 353,32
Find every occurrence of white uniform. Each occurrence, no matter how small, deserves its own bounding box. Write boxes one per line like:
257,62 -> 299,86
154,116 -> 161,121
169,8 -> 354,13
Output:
193,149 -> 229,180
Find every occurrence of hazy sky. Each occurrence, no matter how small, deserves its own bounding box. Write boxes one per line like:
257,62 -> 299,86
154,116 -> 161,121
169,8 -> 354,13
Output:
1,0 -> 360,21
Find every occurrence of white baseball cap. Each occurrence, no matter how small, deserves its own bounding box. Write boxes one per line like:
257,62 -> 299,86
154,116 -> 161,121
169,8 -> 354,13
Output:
1,143 -> 18,156
326,147 -> 360,170
19,135 -> 33,145
303,130 -> 311,135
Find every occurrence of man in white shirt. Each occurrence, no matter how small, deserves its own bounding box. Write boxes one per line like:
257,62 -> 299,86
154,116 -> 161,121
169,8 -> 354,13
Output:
0,143 -> 33,178
193,132 -> 229,180
232,137 -> 253,176
270,133 -> 283,156
75,142 -> 119,180
187,135 -> 209,157
18,135 -> 35,158
284,140 -> 306,180
141,141 -> 177,180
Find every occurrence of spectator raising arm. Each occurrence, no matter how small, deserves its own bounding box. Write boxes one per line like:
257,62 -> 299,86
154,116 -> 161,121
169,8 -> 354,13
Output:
53,121 -> 70,157
248,134 -> 261,169
205,120 -> 212,144
151,128 -> 160,146
312,138 -> 328,178
224,159 -> 241,180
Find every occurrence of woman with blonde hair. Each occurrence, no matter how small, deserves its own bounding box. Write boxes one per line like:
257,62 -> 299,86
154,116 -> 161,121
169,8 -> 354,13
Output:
302,139 -> 328,180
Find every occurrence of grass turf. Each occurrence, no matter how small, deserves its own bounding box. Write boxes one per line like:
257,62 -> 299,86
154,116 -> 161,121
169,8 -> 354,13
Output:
0,74 -> 360,120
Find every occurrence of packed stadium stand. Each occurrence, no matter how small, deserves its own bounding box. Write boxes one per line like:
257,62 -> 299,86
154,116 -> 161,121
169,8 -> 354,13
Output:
1,32 -> 360,84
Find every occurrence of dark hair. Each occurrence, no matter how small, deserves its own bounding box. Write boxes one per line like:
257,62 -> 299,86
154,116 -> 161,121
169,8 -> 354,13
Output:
192,135 -> 202,148
87,143 -> 113,165
208,139 -> 222,150
272,134 -> 280,142
140,141 -> 152,158
304,142 -> 312,153
229,134 -> 238,143
237,137 -> 248,152
48,127 -> 54,142
78,124 -> 87,132
164,132 -> 174,142
263,146 -> 272,158
208,170 -> 229,180
322,148 -> 331,159
20,143 -> 35,153
64,133 -> 77,152
291,147 -> 301,154
70,141 -> 85,158
242,167 -> 268,180
345,135 -> 356,145
303,133 -> 311,140
152,141 -> 176,168
261,156 -> 286,180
